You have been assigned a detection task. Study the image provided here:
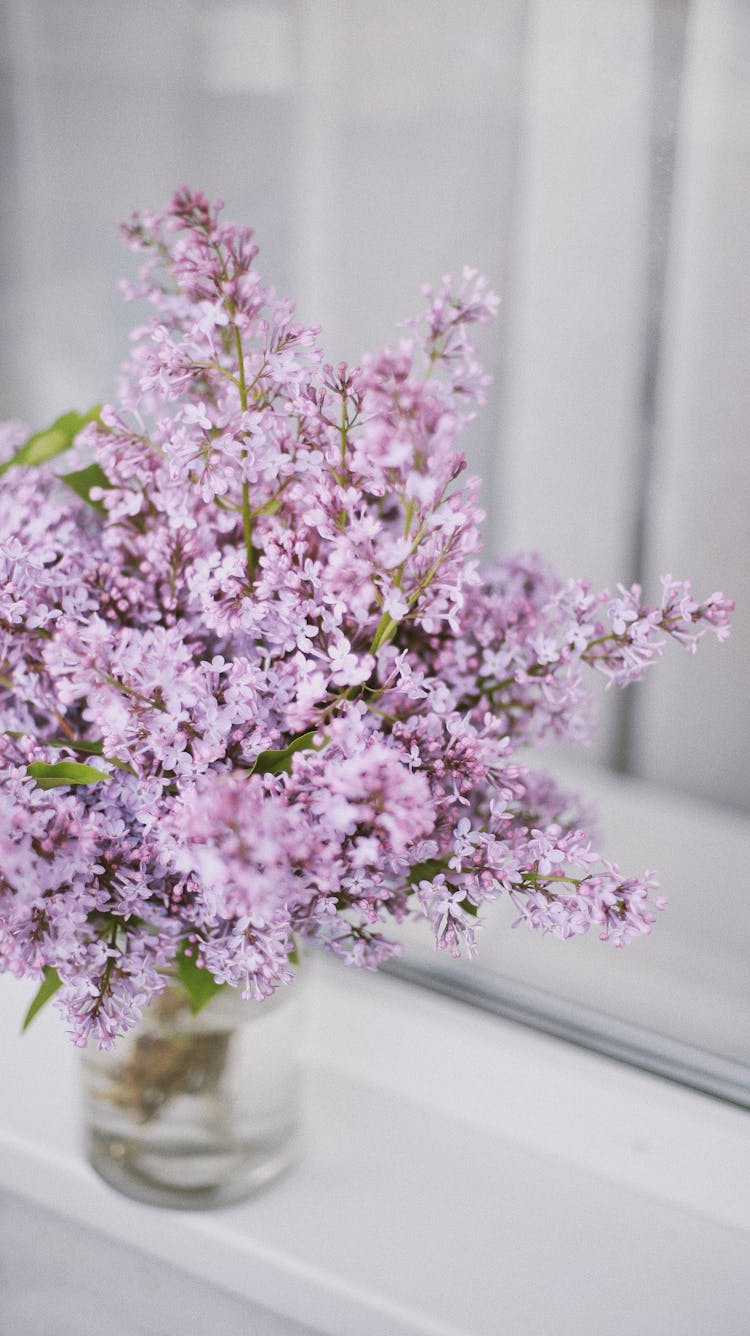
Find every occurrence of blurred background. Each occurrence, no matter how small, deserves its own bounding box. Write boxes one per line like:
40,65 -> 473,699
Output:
1,0 -> 748,1088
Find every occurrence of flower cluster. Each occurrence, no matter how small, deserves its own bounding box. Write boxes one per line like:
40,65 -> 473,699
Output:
0,190 -> 733,1046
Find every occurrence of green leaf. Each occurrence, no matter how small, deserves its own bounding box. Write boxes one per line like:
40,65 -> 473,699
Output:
49,737 -> 105,755
26,760 -> 110,789
0,406 -> 101,476
251,730 -> 319,776
406,857 -> 478,914
22,967 -> 62,1032
408,857 -> 449,885
175,947 -> 225,1016
40,740 -> 132,773
5,734 -> 104,755
58,461 -> 110,510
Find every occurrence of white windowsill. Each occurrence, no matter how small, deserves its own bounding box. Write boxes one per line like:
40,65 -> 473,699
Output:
1,950 -> 749,1336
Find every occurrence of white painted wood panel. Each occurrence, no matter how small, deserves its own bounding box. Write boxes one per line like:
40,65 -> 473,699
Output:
496,0 -> 651,588
5,0 -> 195,419
293,0 -> 528,482
634,0 -> 750,811
495,0 -> 653,763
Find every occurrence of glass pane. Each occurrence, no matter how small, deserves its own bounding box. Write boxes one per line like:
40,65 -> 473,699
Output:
390,754 -> 750,1105
2,0 -> 747,1096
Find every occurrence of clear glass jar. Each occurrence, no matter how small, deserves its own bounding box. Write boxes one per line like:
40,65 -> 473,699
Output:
81,976 -> 302,1209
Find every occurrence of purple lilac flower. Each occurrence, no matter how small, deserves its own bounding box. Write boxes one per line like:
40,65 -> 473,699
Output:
0,188 -> 733,1046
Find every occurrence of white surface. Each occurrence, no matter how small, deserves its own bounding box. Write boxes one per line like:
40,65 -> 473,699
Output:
0,1189 -> 315,1336
1,957 -> 749,1336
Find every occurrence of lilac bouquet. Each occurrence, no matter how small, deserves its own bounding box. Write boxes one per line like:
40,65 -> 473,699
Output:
0,189 -> 732,1048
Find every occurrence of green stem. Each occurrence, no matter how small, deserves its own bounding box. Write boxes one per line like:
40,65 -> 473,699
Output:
233,325 -> 255,584
370,612 -> 398,655
362,703 -> 398,724
97,671 -> 164,712
522,871 -> 586,890
340,391 -> 348,469
90,920 -> 120,1021
241,482 -> 254,580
